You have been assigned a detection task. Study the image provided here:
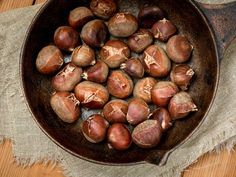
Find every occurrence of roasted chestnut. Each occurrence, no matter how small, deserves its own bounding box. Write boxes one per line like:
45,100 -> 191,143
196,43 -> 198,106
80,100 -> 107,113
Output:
54,26 -> 79,52
107,70 -> 133,99
82,60 -> 109,83
71,45 -> 96,67
108,13 -> 138,37
127,98 -> 150,125
170,64 -> 195,90
36,45 -> 63,74
168,92 -> 198,120
81,19 -> 108,48
52,63 -> 82,92
128,29 -> 153,53
68,7 -> 94,29
82,114 -> 109,143
90,0 -> 117,19
74,81 -> 109,109
151,18 -> 177,42
166,35 -> 193,63
133,77 -> 157,103
103,99 -> 128,123
150,108 -> 172,131
142,45 -> 171,77
132,120 -> 162,148
50,92 -> 80,123
138,6 -> 165,28
100,40 -> 130,68
107,123 -> 132,150
120,58 -> 144,78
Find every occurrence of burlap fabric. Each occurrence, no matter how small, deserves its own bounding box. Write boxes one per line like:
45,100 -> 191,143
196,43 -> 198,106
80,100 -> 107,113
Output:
0,1 -> 236,176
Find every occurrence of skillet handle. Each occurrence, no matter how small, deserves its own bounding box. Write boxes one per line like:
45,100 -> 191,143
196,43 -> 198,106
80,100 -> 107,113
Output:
193,1 -> 236,60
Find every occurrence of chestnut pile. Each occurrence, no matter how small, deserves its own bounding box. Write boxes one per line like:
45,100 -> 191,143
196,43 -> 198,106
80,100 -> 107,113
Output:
35,0 -> 198,150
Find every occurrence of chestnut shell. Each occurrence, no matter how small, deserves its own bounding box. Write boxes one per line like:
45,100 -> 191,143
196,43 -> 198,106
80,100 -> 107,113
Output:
90,0 -> 117,19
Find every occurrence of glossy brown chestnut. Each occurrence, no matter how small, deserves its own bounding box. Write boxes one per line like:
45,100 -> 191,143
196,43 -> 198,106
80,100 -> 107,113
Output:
107,70 -> 133,99
107,123 -> 132,150
50,92 -> 80,123
120,58 -> 144,78
133,77 -> 157,104
52,63 -> 82,92
170,64 -> 195,90
82,114 -> 109,143
74,81 -> 109,109
151,81 -> 179,107
81,19 -> 108,48
132,120 -> 162,148
126,98 -> 150,125
36,45 -> 63,74
100,40 -> 130,68
166,35 -> 193,63
128,29 -> 153,53
138,6 -> 165,28
151,18 -> 177,42
102,99 -> 128,123
150,108 -> 172,131
71,45 -> 96,67
90,0 -> 117,19
82,60 -> 109,83
68,7 -> 94,29
108,13 -> 138,37
54,26 -> 79,52
142,45 -> 171,77
168,91 -> 198,120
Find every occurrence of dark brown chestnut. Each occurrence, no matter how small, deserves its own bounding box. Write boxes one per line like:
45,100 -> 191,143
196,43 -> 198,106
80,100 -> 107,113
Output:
170,64 -> 195,90
108,13 -> 138,37
107,70 -> 134,99
71,45 -> 96,67
54,26 -> 79,52
132,120 -> 162,148
151,81 -> 179,107
90,0 -> 117,19
82,114 -> 109,143
50,92 -> 80,123
151,18 -> 177,42
142,45 -> 171,77
36,45 -> 63,74
103,99 -> 128,123
107,123 -> 132,150
52,63 -> 82,92
120,58 -> 144,78
166,35 -> 193,63
127,29 -> 153,53
168,92 -> 198,120
100,40 -> 130,68
150,108 -> 172,131
133,77 -> 157,104
82,60 -> 109,83
81,19 -> 108,48
68,7 -> 94,29
74,81 -> 109,109
127,98 -> 150,125
138,6 -> 165,28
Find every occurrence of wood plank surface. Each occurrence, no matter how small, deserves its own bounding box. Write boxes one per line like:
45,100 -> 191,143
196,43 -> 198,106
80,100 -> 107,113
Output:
0,0 -> 34,12
34,0 -> 48,4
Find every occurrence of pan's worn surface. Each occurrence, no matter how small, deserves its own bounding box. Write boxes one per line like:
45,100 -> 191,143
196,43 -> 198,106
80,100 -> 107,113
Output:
20,0 -> 236,165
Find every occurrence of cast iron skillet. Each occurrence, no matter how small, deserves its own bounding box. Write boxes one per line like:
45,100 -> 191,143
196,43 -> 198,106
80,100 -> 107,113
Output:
20,0 -> 236,165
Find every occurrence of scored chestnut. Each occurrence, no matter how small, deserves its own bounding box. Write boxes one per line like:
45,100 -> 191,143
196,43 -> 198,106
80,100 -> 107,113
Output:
107,70 -> 134,99
120,58 -> 144,78
50,92 -> 80,123
54,26 -> 79,52
107,123 -> 132,151
90,0 -> 117,19
103,99 -> 128,123
100,40 -> 130,68
150,108 -> 172,131
74,81 -> 109,109
82,114 -> 109,143
36,45 -> 63,74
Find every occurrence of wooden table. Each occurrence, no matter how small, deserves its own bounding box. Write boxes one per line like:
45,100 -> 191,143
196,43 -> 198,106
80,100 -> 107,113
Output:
0,1 -> 236,176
